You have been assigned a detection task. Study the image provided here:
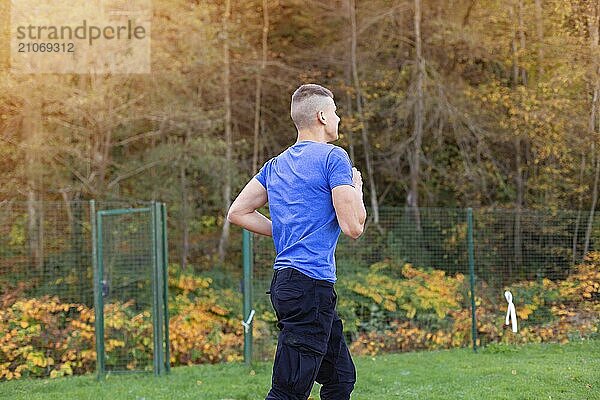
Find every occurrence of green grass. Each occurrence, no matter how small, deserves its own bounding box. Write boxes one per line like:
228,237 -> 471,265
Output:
1,340 -> 599,400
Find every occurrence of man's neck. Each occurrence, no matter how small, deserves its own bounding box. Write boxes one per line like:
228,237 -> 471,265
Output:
295,130 -> 328,144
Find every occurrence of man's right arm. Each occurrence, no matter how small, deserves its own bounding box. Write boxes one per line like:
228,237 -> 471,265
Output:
332,167 -> 366,240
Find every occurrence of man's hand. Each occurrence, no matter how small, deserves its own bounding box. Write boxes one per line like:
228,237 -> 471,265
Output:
352,167 -> 363,189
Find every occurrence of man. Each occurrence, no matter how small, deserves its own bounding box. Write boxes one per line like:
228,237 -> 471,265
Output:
227,83 -> 367,400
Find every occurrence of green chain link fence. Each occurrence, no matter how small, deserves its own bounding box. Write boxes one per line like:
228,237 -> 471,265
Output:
0,200 -> 169,380
1,203 -> 598,379
246,207 -> 600,362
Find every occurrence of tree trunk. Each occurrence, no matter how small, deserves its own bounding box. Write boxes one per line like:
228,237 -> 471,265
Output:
584,4 -> 600,258
180,136 -> 189,270
97,80 -> 112,195
252,0 -> 269,175
344,62 -> 355,163
409,0 -> 424,231
535,0 -> 544,81
509,0 -> 526,278
23,89 -> 44,274
218,0 -> 232,264
90,76 -> 110,196
584,150 -> 600,256
518,0 -> 527,86
345,0 -> 355,163
513,136 -> 523,278
509,4 -> 519,87
572,152 -> 586,265
349,0 -> 379,226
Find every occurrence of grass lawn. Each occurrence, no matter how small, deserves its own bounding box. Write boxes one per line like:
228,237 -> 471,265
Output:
1,339 -> 598,400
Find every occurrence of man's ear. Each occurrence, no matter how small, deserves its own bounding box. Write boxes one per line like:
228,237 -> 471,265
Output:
318,111 -> 326,125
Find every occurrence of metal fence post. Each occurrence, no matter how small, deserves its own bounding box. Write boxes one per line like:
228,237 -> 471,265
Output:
243,229 -> 253,365
155,201 -> 166,375
150,201 -> 162,376
91,200 -> 106,379
161,203 -> 171,374
467,207 -> 478,352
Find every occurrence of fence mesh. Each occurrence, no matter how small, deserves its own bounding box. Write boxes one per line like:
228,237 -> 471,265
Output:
251,207 -> 600,361
1,203 -> 598,380
98,208 -> 155,373
0,200 -> 161,380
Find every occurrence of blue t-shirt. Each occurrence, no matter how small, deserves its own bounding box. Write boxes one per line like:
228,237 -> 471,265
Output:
254,140 -> 354,283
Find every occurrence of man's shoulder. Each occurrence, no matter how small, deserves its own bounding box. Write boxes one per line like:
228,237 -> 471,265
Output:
326,144 -> 351,163
272,142 -> 349,165
302,143 -> 349,160
328,144 -> 349,154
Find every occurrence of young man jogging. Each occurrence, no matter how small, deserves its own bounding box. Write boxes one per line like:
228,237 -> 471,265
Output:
227,83 -> 367,399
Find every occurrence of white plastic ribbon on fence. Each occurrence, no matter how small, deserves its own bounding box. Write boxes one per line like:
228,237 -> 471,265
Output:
504,290 -> 518,333
241,309 -> 255,333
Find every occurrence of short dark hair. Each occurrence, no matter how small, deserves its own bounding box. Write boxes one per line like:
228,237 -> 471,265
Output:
291,84 -> 334,103
290,84 -> 335,130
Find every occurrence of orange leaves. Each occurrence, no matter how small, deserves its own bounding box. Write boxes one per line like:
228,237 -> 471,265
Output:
0,296 -> 96,381
557,252 -> 600,302
0,275 -> 244,382
209,305 -> 230,316
168,294 -> 243,366
1,255 -> 597,381
350,321 -> 460,356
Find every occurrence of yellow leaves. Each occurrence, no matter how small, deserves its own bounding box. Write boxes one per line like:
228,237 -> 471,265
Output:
1,370 -> 16,380
350,321 -> 458,355
106,339 -> 125,350
401,263 -> 421,279
557,252 -> 600,301
26,351 -> 50,367
352,262 -> 465,320
79,350 -> 95,362
403,304 -> 417,319
0,363 -> 11,380
550,305 -> 576,319
61,350 -> 77,362
370,293 -> 384,304
401,264 -> 463,318
542,278 -> 555,289
8,216 -> 26,246
383,299 -> 396,312
369,261 -> 391,274
350,253 -> 600,356
0,254 -> 595,382
170,275 -> 212,295
49,362 -> 73,378
106,318 -> 124,330
0,296 -> 99,381
518,304 -> 536,320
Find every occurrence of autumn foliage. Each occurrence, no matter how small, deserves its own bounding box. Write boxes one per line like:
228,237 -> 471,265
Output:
1,253 -> 599,380
348,253 -> 599,356
0,265 -> 243,381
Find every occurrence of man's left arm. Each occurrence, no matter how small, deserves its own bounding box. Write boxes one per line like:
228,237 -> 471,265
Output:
226,178 -> 272,237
